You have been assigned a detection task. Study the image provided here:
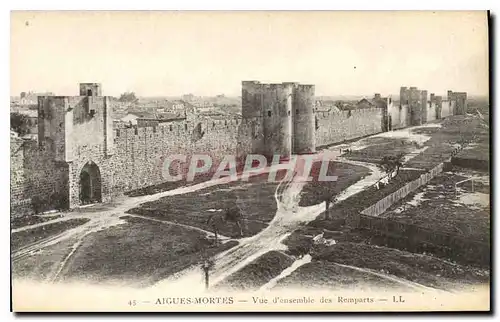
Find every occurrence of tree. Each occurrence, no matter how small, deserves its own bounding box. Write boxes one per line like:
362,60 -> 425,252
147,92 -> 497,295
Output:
11,112 -> 32,136
118,91 -> 138,103
380,153 -> 405,179
206,206 -> 243,245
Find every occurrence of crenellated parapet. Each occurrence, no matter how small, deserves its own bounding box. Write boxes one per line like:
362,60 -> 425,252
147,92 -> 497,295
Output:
11,81 -> 469,216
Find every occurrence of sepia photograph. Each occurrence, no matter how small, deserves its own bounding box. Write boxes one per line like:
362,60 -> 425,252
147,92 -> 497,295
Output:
9,10 -> 490,312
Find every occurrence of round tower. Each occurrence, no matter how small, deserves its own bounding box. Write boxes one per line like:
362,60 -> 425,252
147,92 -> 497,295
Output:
262,83 -> 292,159
293,84 -> 316,154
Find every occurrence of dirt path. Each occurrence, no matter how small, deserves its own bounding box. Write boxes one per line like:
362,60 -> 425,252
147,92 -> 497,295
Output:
151,123 -> 440,291
12,123 -> 440,286
152,155 -> 386,291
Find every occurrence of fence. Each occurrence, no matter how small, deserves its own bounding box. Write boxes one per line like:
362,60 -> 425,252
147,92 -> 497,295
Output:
360,162 -> 444,217
349,158 -> 489,266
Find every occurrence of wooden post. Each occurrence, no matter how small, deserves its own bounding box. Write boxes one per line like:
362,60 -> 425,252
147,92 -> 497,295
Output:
202,260 -> 210,290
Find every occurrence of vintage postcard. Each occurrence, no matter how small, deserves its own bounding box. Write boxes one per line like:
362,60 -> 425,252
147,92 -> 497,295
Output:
10,11 -> 490,312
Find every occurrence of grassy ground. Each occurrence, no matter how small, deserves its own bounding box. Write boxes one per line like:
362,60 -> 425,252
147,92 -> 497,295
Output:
452,139 -> 490,171
344,116 -> 488,171
281,169 -> 426,255
346,136 -> 421,165
381,171 -> 490,242
272,260 -> 404,291
13,115 -> 490,290
214,251 -> 294,291
312,242 -> 489,289
12,237 -> 83,281
306,169 -> 425,230
299,161 -> 371,207
11,214 -> 63,230
406,116 -> 489,170
127,161 -> 369,238
11,218 -> 90,252
124,172 -> 215,197
126,173 -> 279,238
296,115 -> 488,236
58,216 -> 237,287
275,116 -> 490,290
274,241 -> 489,291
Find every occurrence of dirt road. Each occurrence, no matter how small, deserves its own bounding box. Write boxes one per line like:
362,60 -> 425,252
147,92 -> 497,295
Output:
12,123 -> 438,288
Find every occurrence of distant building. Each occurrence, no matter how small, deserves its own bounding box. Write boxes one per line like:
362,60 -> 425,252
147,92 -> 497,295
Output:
19,91 -> 54,106
165,101 -> 185,111
195,105 -> 214,113
356,98 -> 375,109
182,93 -> 195,101
120,111 -> 156,126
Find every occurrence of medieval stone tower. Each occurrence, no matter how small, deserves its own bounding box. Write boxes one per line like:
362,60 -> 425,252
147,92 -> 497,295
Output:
37,83 -> 114,208
448,90 -> 468,115
241,81 -> 316,159
400,86 -> 428,126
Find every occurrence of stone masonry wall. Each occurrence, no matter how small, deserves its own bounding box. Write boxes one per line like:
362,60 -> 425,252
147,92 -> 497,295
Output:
315,107 -> 383,147
10,139 -> 69,216
10,89 -> 466,216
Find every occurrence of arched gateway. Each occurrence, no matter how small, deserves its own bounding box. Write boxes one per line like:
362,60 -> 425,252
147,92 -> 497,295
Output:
79,161 -> 102,205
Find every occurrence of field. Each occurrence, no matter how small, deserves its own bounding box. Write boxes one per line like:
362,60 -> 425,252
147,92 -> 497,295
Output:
11,214 -> 63,229
11,218 -> 90,252
14,216 -> 237,287
303,169 -> 425,231
128,161 -> 370,238
126,173 -> 280,238
299,161 -> 371,207
381,170 -> 490,242
272,240 -> 489,291
273,260 -> 405,291
214,251 -> 294,291
272,115 -> 490,291
11,114 -> 491,292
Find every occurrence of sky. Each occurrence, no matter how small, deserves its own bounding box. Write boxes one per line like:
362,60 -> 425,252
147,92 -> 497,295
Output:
10,11 -> 489,97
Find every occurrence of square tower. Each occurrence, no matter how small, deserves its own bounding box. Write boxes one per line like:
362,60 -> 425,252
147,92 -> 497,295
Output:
79,83 -> 102,96
38,83 -> 114,162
